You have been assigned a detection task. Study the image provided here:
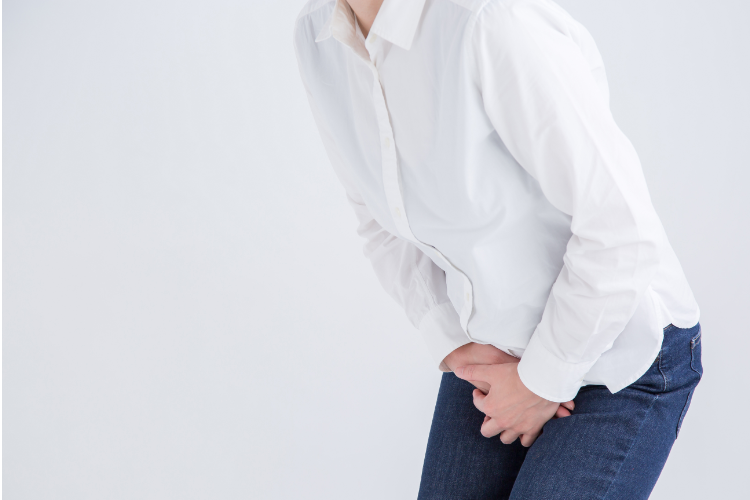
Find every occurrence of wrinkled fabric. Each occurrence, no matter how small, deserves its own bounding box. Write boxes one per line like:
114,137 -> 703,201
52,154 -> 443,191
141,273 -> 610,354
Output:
293,0 -> 700,402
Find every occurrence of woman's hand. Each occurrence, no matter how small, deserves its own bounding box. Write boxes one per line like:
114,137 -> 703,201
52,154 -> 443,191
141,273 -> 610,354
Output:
442,343 -> 518,393
455,363 -> 572,447
442,343 -> 574,420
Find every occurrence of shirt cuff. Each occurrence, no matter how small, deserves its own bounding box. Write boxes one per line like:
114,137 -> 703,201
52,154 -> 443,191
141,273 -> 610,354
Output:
516,331 -> 598,403
418,302 -> 471,372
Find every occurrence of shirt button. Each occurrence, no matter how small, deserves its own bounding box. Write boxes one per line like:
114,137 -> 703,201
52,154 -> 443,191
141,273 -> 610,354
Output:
465,292 -> 471,301
384,137 -> 391,149
394,206 -> 401,217
370,33 -> 377,42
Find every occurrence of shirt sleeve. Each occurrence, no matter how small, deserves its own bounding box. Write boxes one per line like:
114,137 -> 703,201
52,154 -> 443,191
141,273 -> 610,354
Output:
294,43 -> 470,370
471,1 -> 662,402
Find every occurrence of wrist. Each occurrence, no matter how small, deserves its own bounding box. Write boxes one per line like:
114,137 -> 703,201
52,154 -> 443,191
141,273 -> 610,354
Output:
442,342 -> 519,372
442,343 -> 471,372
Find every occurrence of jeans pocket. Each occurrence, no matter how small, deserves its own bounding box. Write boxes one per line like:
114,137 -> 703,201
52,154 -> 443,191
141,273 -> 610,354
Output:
690,329 -> 703,378
676,389 -> 694,438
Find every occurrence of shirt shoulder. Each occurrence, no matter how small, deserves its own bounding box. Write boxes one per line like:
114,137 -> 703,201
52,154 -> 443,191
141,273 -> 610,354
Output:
473,0 -> 577,36
294,0 -> 334,46
444,0 -> 486,13
445,0 -> 561,17
481,0 -> 604,48
296,0 -> 334,23
293,0 -> 336,68
471,0 -> 604,72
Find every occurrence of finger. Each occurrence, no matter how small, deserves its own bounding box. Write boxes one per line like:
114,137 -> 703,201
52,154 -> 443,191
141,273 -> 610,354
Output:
480,417 -> 504,438
483,415 -> 491,425
499,429 -> 520,445
520,429 -> 542,447
455,364 -> 493,384
471,381 -> 491,394
560,400 -> 575,412
555,406 -> 571,418
472,388 -> 488,413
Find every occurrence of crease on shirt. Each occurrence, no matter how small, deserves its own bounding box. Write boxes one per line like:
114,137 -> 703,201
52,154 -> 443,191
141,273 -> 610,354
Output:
414,263 -> 440,309
472,1 -> 657,366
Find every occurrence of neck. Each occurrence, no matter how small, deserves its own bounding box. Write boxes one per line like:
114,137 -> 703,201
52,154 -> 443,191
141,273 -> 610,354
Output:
346,0 -> 384,38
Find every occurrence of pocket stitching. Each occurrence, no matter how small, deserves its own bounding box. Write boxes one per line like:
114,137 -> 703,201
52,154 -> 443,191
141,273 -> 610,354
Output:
691,332 -> 702,349
690,331 -> 703,377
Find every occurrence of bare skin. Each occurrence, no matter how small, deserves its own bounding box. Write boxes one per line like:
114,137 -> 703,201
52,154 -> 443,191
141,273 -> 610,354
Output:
345,0 -> 569,447
346,0 -> 384,38
454,362 -> 569,447
444,343 -> 575,424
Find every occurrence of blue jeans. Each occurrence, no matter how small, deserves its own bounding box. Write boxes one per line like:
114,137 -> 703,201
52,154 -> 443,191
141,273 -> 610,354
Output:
418,323 -> 703,500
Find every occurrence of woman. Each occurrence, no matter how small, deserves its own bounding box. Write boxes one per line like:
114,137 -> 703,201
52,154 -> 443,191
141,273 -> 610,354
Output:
293,0 -> 702,498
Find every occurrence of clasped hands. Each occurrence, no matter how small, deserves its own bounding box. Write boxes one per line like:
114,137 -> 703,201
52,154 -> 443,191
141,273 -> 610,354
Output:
442,342 -> 574,447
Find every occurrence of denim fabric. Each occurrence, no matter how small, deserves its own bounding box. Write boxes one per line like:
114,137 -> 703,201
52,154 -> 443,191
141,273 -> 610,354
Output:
418,322 -> 703,500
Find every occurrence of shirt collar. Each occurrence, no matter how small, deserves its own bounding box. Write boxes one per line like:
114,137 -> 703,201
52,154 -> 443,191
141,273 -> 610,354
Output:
315,0 -> 427,51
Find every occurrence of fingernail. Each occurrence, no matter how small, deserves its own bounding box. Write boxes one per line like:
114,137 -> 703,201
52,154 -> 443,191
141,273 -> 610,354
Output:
455,367 -> 464,377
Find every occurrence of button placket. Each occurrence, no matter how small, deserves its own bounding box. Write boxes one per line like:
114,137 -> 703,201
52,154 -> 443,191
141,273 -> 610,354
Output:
328,25 -> 479,331
369,68 -> 407,239
367,62 -> 476,334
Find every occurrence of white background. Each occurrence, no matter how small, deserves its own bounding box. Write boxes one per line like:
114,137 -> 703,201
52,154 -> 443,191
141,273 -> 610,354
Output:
4,1 -> 749,498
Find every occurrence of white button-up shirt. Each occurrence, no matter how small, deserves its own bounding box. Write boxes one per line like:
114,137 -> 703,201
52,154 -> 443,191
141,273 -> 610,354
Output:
293,0 -> 700,402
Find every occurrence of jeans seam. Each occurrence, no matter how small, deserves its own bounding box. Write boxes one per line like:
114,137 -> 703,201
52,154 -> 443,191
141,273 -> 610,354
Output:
601,394 -> 660,500
690,330 -> 703,378
677,328 -> 702,437
657,345 -> 668,392
676,389 -> 694,438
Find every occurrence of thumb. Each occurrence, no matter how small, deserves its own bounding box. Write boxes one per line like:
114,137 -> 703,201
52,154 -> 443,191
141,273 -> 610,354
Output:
454,364 -> 493,384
